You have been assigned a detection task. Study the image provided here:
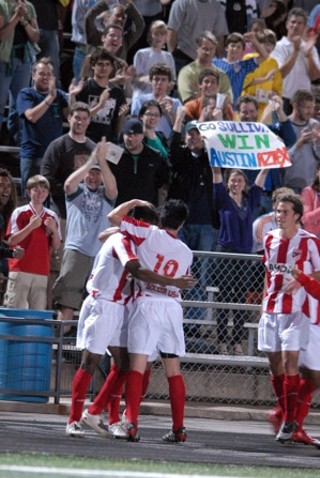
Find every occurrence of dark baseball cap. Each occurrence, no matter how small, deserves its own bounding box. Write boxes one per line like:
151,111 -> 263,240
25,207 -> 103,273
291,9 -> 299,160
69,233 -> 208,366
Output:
123,118 -> 143,135
184,121 -> 200,134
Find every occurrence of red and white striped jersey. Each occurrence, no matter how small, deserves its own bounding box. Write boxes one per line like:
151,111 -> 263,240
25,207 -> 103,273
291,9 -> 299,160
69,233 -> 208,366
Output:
262,228 -> 320,314
86,232 -> 137,304
120,216 -> 193,301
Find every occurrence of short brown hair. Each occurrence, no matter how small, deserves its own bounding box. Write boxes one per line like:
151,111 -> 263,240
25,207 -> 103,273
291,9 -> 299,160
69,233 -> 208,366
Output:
149,63 -> 172,82
26,175 -> 50,192
291,89 -> 314,107
275,194 -> 304,221
226,33 -> 245,49
198,68 -> 219,85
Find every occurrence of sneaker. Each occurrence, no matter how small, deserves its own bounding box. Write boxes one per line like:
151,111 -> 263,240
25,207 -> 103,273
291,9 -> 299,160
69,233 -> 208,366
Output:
162,427 -> 187,443
65,421 -> 85,438
267,410 -> 282,435
81,409 -> 109,437
126,422 -> 140,442
276,421 -> 297,443
292,429 -> 320,449
108,421 -> 128,439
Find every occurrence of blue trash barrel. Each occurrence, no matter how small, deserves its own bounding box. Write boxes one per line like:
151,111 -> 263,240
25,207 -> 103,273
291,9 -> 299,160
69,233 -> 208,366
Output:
0,309 -> 53,403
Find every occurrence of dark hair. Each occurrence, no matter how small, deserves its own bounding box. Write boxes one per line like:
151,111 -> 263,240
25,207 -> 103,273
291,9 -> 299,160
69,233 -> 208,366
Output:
69,101 -> 90,116
149,63 -> 172,82
102,23 -> 123,37
311,163 -> 320,193
226,169 -> 249,195
271,187 -> 294,205
226,32 -> 245,49
198,68 -> 219,85
158,199 -> 189,230
0,168 -> 17,231
275,194 -> 304,221
90,47 -> 115,67
128,205 -> 159,225
138,99 -> 162,118
291,89 -> 314,107
237,94 -> 259,111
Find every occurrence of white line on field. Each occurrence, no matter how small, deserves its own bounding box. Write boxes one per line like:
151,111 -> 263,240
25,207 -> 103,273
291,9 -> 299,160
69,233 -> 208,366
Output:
0,466 -> 248,478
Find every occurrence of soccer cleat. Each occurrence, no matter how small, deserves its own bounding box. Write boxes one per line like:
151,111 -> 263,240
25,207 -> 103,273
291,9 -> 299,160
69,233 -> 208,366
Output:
81,409 -> 109,437
65,421 -> 85,438
276,421 -> 297,443
126,423 -> 140,442
162,427 -> 187,443
108,421 -> 128,439
292,429 -> 320,449
267,410 -> 282,435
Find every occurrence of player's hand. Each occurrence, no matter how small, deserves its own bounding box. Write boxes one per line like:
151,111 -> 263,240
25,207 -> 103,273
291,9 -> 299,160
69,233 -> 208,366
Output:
290,266 -> 302,280
283,277 -> 301,294
173,275 -> 198,290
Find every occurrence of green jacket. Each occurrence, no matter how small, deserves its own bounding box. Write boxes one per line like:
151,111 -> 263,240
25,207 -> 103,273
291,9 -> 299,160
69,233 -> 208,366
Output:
0,0 -> 37,63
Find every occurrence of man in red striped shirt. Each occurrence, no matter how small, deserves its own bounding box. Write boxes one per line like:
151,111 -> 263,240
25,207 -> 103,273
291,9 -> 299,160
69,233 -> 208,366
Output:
258,193 -> 320,443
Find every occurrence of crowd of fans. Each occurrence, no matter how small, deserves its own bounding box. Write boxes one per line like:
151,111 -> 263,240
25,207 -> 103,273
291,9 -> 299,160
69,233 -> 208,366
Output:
0,0 -> 320,356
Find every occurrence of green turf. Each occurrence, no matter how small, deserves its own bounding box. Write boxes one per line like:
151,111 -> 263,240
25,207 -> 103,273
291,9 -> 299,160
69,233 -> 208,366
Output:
0,453 -> 319,478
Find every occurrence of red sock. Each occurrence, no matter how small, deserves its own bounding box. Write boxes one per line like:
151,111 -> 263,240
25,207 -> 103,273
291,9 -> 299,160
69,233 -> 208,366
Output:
107,371 -> 128,425
69,368 -> 92,423
88,365 -> 120,415
125,370 -> 143,427
284,374 -> 300,423
168,374 -> 186,431
140,369 -> 151,403
295,378 -> 318,430
271,374 -> 285,418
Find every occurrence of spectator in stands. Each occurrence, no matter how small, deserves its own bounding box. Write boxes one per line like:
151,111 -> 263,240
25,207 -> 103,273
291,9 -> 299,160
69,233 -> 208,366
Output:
131,63 -> 181,140
71,0 -> 100,81
4,174 -> 61,309
177,31 -> 232,105
184,68 -> 234,122
85,0 -> 144,60
29,0 -> 61,79
52,138 -> 117,331
219,0 -> 258,36
41,102 -> 95,220
212,166 -> 269,355
80,24 -> 135,97
71,47 -> 127,143
138,100 -> 168,161
270,7 -> 320,114
213,32 -> 268,109
0,169 -> 24,301
0,0 -> 39,143
167,0 -> 228,73
300,163 -> 320,238
109,118 -> 169,206
132,20 -> 176,101
17,57 -> 69,197
242,29 -> 282,121
285,89 -> 320,194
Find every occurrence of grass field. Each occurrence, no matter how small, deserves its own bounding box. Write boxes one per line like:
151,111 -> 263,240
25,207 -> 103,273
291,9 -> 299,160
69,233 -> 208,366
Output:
0,454 -> 319,478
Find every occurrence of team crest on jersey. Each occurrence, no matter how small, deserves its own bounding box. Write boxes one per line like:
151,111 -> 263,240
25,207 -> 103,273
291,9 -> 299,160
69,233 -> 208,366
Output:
292,248 -> 301,259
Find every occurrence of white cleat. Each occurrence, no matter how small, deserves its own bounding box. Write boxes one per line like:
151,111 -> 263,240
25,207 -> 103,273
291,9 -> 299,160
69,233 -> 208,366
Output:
65,421 -> 85,438
81,409 -> 109,437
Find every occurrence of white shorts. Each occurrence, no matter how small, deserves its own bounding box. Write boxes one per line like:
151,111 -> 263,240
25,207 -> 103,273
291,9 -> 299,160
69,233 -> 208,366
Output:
109,307 -> 130,348
76,295 -> 125,355
127,297 -> 185,357
258,311 -> 310,353
299,323 -> 320,371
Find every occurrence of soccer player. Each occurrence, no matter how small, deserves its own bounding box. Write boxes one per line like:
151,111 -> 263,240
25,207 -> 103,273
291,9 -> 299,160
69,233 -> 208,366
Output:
109,198 -> 193,442
258,193 -> 320,443
66,203 -> 196,437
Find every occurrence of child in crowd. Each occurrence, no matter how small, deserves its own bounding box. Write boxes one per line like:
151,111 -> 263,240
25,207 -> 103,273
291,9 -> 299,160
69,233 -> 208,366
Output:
213,32 -> 268,109
242,29 -> 282,120
132,20 -> 176,100
4,175 -> 61,309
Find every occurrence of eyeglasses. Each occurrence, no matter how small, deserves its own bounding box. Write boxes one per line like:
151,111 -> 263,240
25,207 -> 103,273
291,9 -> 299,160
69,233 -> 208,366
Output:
144,112 -> 161,118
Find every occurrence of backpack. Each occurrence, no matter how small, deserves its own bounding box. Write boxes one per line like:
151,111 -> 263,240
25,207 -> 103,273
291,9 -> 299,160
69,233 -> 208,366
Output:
223,0 -> 248,34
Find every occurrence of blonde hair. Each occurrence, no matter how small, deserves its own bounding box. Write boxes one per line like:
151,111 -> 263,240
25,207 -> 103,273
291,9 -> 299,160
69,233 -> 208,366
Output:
148,20 -> 167,44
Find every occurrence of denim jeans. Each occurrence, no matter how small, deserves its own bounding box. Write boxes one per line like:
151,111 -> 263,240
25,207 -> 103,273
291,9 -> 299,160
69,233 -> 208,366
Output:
72,47 -> 86,81
20,157 -> 42,197
0,58 -> 32,141
38,29 -> 60,79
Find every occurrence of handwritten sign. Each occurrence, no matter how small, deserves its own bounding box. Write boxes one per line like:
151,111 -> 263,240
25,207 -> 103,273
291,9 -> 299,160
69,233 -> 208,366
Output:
197,121 -> 291,169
